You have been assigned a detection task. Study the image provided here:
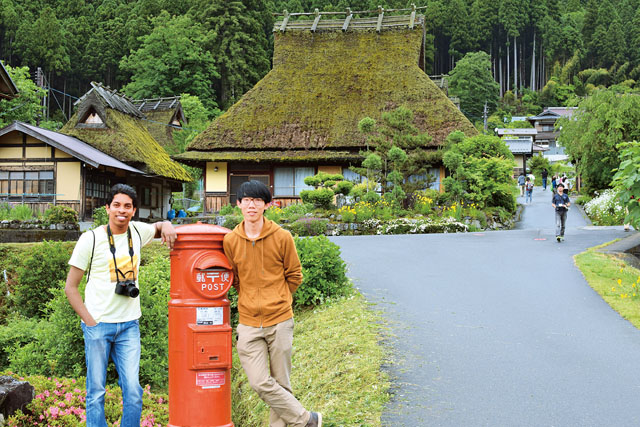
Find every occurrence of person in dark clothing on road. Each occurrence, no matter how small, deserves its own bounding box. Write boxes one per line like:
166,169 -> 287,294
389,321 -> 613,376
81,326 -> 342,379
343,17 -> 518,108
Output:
552,183 -> 571,242
542,168 -> 548,190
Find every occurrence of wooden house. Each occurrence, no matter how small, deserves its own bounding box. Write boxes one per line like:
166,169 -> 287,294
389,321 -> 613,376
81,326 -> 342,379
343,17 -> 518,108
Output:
59,82 -> 191,219
0,61 -> 18,100
527,107 -> 577,148
0,121 -> 145,217
174,11 -> 476,212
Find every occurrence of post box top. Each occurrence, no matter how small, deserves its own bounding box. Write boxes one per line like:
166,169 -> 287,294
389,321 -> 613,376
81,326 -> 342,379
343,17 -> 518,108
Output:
175,222 -> 231,236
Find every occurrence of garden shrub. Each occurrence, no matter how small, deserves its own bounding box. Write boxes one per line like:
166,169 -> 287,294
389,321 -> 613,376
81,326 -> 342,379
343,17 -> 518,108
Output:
43,205 -> 78,226
280,203 -> 314,223
285,218 -> 328,236
575,194 -> 593,206
584,189 -> 625,225
223,214 -> 243,230
264,205 -> 283,223
12,241 -> 73,318
293,235 -> 351,306
219,204 -> 240,216
10,204 -> 34,221
92,206 -> 108,227
6,375 -> 169,427
299,188 -> 334,209
363,217 -> 468,235
0,202 -> 10,220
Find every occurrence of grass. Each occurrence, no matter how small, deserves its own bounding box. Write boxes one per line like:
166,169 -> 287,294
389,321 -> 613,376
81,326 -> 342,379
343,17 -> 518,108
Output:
231,293 -> 390,426
575,245 -> 640,328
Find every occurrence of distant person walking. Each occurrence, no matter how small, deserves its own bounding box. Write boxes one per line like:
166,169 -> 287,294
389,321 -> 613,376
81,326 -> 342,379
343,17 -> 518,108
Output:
525,177 -> 534,204
552,183 -> 571,242
518,173 -> 526,196
551,175 -> 557,192
542,168 -> 548,190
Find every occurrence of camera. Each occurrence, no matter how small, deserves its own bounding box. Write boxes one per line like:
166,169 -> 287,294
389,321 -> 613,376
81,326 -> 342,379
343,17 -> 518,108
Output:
115,279 -> 139,298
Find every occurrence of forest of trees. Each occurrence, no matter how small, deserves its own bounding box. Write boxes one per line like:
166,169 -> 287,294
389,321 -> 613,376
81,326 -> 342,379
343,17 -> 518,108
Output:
1,0 -> 640,124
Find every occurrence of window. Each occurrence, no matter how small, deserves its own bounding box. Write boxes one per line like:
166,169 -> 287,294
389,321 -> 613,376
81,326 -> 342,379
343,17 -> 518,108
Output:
343,168 -> 363,183
141,186 -> 159,208
542,124 -> 554,132
407,168 -> 441,190
274,167 -> 314,196
0,170 -> 54,201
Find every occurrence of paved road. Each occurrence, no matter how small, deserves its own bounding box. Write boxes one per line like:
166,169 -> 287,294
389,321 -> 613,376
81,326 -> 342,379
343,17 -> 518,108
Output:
331,186 -> 640,427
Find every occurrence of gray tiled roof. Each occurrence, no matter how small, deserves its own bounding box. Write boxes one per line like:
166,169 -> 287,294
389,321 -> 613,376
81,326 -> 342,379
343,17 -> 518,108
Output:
0,61 -> 18,98
0,121 -> 145,174
504,140 -> 533,154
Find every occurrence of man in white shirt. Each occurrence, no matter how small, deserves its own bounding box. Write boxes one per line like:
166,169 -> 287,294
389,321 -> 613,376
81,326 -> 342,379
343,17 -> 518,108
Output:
65,183 -> 176,427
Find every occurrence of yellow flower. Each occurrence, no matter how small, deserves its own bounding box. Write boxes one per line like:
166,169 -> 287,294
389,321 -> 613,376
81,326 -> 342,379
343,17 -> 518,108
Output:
612,287 -> 616,292
618,279 -> 622,285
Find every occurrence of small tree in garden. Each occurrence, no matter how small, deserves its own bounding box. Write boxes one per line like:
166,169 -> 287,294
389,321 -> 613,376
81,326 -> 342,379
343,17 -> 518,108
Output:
387,146 -> 408,202
353,107 -> 437,195
300,172 -> 353,209
443,133 -> 516,211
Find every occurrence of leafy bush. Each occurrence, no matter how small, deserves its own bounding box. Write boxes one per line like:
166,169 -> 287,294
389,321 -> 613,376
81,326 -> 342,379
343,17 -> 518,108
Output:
10,204 -> 34,221
293,236 -> 351,306
0,202 -> 11,220
584,189 -> 625,225
11,241 -> 73,318
92,206 -> 108,227
223,214 -> 243,230
363,217 -> 468,234
280,203 -> 314,222
219,204 -> 240,216
575,194 -> 593,206
299,188 -> 335,209
43,205 -> 78,225
264,206 -> 283,223
285,218 -> 328,236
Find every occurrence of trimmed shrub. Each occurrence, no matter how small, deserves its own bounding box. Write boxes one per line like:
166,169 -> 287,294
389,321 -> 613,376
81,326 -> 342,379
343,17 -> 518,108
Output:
11,241 -> 73,318
223,214 -> 243,230
284,218 -> 328,236
43,205 -> 78,226
92,206 -> 108,227
293,235 -> 351,306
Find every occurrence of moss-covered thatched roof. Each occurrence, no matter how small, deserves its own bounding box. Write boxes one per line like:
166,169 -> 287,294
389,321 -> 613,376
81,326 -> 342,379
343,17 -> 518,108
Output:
61,108 -> 191,182
175,149 -> 362,166
186,18 -> 476,158
131,97 -> 185,150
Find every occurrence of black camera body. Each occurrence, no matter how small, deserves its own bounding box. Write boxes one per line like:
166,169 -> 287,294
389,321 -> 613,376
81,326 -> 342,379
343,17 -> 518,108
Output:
115,279 -> 139,298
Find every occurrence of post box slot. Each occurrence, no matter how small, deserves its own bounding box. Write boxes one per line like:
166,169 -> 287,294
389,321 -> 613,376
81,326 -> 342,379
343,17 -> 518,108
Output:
190,329 -> 231,369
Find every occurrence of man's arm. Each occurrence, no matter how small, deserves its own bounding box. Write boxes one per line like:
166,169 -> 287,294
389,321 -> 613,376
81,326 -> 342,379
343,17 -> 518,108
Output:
154,220 -> 177,249
65,266 -> 97,326
283,234 -> 303,294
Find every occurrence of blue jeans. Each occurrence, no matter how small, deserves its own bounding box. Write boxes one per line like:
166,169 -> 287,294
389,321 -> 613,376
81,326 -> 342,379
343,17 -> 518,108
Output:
82,320 -> 143,427
525,190 -> 532,203
542,177 -> 547,189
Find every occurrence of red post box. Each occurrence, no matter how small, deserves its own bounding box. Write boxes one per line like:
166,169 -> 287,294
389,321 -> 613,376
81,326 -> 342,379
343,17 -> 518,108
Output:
168,223 -> 234,427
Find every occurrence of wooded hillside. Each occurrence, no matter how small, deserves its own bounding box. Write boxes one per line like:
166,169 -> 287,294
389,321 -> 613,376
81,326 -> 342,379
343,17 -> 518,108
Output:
1,0 -> 639,123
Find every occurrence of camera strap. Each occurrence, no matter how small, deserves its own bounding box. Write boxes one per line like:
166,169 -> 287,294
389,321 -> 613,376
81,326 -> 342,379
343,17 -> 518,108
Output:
106,224 -> 136,283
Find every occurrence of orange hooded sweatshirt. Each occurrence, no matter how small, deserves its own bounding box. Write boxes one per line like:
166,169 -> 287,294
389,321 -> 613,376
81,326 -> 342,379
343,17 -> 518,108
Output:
222,218 -> 303,327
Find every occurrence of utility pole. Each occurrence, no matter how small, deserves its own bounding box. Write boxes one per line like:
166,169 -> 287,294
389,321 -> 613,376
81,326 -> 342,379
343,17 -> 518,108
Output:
483,101 -> 488,133
36,67 -> 45,126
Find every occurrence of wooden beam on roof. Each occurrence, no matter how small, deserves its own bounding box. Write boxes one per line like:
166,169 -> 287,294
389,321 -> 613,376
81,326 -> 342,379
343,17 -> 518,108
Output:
342,8 -> 352,31
376,6 -> 384,33
409,4 -> 416,29
311,8 -> 321,33
279,10 -> 289,32
153,99 -> 162,110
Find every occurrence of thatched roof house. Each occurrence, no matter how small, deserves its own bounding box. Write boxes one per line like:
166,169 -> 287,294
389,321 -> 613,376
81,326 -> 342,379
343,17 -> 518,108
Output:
175,11 -> 475,210
131,96 -> 186,152
60,82 -> 191,219
0,61 -> 18,100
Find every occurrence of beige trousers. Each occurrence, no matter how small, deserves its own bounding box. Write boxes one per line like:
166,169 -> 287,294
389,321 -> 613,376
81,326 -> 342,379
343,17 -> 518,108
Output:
237,318 -> 310,427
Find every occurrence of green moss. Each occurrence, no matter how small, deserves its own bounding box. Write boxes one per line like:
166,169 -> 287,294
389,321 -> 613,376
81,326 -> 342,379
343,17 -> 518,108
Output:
173,150 -> 362,164
142,110 -> 179,150
188,23 -> 476,153
61,109 -> 191,182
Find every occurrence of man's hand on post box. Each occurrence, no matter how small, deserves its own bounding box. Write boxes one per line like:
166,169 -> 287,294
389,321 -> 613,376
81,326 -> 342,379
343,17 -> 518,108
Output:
155,220 -> 177,249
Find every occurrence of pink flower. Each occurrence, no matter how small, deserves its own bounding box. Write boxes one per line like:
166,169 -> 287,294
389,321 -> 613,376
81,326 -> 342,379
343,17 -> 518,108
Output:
157,397 -> 163,404
49,406 -> 60,419
58,401 -> 66,408
39,415 -> 44,420
65,392 -> 73,402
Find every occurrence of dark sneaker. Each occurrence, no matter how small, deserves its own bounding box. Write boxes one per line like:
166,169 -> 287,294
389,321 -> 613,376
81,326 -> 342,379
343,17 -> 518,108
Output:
306,412 -> 322,427
556,236 -> 561,242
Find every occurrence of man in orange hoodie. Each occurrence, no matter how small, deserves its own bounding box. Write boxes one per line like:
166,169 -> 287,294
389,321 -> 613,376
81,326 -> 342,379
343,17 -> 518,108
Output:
223,180 -> 322,427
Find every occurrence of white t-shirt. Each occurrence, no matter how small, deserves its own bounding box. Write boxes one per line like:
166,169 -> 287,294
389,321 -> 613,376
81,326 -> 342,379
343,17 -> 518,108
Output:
68,221 -> 156,323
